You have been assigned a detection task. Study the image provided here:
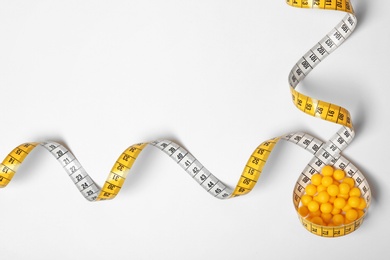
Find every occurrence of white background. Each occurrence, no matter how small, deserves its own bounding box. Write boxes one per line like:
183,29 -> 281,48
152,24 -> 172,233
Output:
0,0 -> 389,259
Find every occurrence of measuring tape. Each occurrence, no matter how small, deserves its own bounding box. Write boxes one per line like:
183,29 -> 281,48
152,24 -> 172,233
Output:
0,0 -> 370,237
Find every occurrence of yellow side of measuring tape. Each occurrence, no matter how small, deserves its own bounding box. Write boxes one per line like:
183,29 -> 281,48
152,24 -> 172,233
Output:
0,0 -> 370,237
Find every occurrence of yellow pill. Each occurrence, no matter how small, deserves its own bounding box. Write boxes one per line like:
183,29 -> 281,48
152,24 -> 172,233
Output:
317,185 -> 327,193
311,216 -> 324,225
337,193 -> 349,200
357,210 -> 365,218
316,191 -> 330,203
346,209 -> 358,221
331,207 -> 341,215
321,176 -> 333,187
320,203 -> 333,214
332,214 -> 345,226
348,197 -> 361,208
333,169 -> 346,181
343,177 -> 355,188
357,198 -> 367,210
309,210 -> 322,218
349,187 -> 361,197
301,194 -> 313,206
311,174 -> 322,186
321,165 -> 334,176
333,197 -> 346,209
342,204 -> 352,212
321,213 -> 333,224
298,206 -> 309,217
305,184 -> 317,196
308,201 -> 320,212
344,218 -> 353,225
327,184 -> 339,196
339,183 -> 351,195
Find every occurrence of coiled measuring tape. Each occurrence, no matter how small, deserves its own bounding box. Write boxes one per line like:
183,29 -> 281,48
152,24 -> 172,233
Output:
0,0 -> 371,237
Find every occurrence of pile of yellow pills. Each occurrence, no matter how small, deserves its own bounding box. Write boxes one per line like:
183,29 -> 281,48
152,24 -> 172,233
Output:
298,165 -> 367,227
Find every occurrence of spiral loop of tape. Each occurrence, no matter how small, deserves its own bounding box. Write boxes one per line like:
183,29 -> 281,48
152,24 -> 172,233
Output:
0,0 -> 370,237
